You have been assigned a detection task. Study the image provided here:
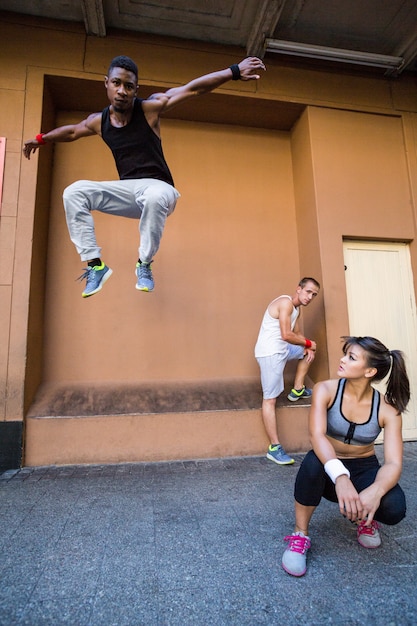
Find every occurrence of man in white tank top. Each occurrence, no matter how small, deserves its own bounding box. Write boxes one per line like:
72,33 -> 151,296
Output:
255,278 -> 320,465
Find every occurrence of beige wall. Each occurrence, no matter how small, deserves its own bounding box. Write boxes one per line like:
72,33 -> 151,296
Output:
1,13 -> 417,465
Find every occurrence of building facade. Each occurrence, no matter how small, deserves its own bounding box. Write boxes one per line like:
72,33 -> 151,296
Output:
1,13 -> 417,467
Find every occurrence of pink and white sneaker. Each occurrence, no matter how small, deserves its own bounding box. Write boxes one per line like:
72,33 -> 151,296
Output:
357,520 -> 381,548
282,532 -> 311,576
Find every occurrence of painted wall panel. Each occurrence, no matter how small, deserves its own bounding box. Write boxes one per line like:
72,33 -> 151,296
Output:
41,115 -> 297,383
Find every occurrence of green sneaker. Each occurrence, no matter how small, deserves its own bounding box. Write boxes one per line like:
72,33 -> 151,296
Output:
287,386 -> 312,402
266,444 -> 294,465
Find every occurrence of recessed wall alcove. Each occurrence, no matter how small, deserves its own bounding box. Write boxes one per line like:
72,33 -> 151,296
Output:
24,72 -> 309,465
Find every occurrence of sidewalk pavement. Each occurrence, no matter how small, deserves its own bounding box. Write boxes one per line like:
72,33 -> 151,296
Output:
1,442 -> 416,626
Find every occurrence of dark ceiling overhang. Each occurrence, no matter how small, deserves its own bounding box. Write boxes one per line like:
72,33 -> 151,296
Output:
2,1 -> 417,77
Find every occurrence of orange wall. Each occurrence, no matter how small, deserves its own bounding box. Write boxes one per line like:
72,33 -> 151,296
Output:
43,114 -> 298,383
290,110 -> 327,382
307,107 -> 415,371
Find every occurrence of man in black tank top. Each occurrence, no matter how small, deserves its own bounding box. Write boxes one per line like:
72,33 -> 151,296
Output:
23,54 -> 266,297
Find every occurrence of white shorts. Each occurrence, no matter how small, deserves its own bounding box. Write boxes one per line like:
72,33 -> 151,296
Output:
256,344 -> 305,400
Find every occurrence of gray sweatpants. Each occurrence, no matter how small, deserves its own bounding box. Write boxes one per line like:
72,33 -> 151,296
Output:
63,178 -> 180,263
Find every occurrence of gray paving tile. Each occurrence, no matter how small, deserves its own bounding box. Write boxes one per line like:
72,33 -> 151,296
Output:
0,447 -> 416,625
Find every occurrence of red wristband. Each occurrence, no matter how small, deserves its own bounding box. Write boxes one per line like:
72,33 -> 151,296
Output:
36,133 -> 46,145
305,339 -> 312,349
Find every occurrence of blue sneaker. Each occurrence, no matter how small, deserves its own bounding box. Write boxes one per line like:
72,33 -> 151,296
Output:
266,444 -> 294,465
78,263 -> 112,298
135,261 -> 154,292
287,386 -> 312,402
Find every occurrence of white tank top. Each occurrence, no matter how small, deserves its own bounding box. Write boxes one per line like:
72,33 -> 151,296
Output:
254,296 -> 299,357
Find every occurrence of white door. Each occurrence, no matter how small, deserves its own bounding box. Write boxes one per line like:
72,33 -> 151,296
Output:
343,241 -> 417,440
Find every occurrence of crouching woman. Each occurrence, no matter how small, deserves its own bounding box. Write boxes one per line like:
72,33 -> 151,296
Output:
282,336 -> 410,577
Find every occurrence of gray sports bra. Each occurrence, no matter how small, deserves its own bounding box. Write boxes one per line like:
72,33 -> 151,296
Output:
326,378 -> 381,445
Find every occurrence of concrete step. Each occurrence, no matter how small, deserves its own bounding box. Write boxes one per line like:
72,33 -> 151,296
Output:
25,379 -> 312,466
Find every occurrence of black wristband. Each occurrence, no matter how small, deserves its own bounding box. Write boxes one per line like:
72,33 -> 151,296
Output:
229,64 -> 241,80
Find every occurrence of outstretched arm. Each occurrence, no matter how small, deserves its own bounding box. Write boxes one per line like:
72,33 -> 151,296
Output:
143,56 -> 266,117
23,112 -> 101,160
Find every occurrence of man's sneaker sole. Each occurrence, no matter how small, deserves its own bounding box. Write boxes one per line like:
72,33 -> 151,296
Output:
266,452 -> 295,465
287,394 -> 302,402
287,390 -> 312,402
82,268 -> 113,298
135,284 -> 154,292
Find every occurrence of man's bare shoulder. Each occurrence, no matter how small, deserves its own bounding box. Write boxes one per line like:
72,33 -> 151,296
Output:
84,111 -> 103,132
141,92 -> 167,110
267,295 -> 293,318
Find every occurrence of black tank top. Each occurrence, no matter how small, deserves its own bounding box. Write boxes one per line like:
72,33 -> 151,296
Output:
101,98 -> 174,186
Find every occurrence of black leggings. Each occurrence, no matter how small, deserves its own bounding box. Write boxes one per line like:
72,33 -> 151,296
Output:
294,450 -> 406,525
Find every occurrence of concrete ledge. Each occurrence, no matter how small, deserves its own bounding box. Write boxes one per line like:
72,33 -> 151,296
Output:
26,379 -> 264,417
24,405 -> 310,466
24,378 -> 312,466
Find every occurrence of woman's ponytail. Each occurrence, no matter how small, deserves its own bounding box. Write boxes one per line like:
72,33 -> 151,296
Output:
386,350 -> 410,414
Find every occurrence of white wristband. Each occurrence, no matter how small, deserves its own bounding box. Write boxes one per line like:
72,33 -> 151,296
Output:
324,459 -> 350,484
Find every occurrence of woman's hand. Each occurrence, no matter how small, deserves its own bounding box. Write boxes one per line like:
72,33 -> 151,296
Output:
357,483 -> 383,524
335,475 -> 364,521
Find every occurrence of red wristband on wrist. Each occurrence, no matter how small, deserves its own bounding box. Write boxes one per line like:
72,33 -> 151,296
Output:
36,133 -> 46,145
305,339 -> 312,349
